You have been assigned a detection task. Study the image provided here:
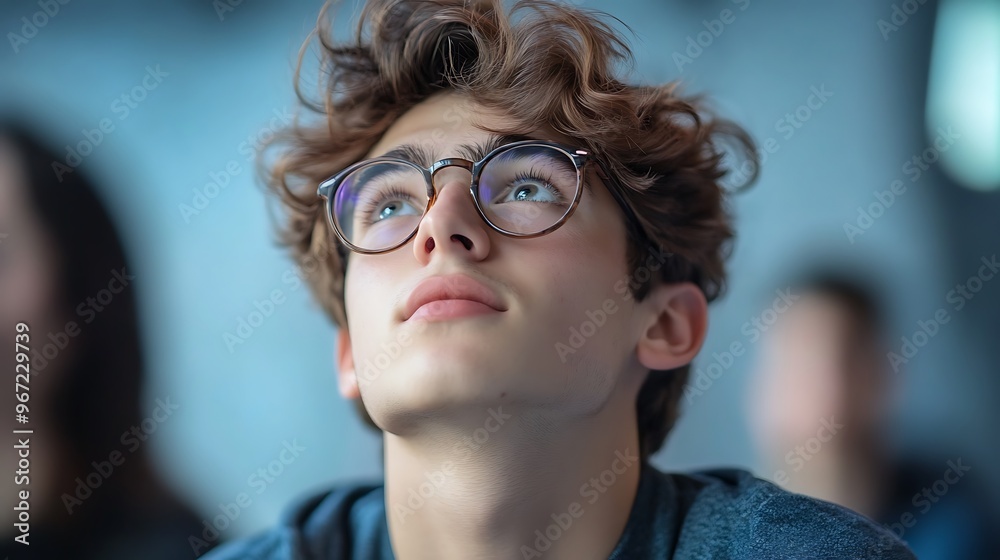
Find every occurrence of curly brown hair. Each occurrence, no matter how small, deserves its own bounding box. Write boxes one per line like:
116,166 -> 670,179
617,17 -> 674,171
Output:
261,0 -> 758,462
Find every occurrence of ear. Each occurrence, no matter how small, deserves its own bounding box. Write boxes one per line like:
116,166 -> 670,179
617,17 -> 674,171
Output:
635,282 -> 708,371
336,328 -> 361,399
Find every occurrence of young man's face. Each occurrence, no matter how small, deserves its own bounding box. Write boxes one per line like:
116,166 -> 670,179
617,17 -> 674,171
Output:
336,92 -> 656,432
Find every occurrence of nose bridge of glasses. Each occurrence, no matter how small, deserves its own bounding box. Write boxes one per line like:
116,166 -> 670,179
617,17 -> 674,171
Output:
429,159 -> 476,201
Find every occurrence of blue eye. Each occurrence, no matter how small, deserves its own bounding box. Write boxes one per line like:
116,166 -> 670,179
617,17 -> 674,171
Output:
496,170 -> 565,205
505,182 -> 558,203
360,187 -> 422,225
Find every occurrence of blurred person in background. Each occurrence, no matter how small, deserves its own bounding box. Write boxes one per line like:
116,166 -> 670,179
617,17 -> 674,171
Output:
747,270 -> 999,559
0,121 -> 214,559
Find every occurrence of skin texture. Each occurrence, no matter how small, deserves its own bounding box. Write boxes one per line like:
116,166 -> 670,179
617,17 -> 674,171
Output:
333,92 -> 709,560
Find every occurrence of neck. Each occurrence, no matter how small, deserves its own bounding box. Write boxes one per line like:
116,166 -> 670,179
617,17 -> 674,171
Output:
384,391 -> 643,560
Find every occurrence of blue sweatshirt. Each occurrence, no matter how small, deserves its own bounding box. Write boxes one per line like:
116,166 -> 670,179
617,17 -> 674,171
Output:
203,462 -> 916,559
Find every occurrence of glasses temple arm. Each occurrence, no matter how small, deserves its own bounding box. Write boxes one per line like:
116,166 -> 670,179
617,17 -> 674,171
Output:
592,158 -> 654,247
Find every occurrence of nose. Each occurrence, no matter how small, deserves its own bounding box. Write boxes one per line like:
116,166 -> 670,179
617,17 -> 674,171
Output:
410,165 -> 492,264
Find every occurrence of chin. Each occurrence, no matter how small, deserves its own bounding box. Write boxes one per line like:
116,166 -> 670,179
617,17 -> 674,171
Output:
366,393 -> 497,437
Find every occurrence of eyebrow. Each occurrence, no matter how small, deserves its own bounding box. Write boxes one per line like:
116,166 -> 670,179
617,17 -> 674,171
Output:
376,134 -> 593,193
377,133 -> 529,164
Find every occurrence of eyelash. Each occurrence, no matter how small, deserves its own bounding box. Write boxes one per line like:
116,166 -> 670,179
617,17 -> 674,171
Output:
358,186 -> 419,226
506,168 -> 566,204
357,166 -> 568,226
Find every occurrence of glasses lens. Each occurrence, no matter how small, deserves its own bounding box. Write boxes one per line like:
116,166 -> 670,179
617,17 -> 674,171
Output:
477,145 -> 580,235
333,161 -> 427,252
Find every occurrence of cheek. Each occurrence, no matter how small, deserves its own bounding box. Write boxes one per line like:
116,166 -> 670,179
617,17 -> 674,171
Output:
343,258 -> 394,331
535,236 -> 633,368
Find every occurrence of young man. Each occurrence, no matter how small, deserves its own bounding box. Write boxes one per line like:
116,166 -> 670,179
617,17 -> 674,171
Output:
205,0 -> 916,558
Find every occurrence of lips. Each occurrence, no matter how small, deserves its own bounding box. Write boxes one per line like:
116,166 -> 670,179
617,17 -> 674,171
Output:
403,274 -> 507,321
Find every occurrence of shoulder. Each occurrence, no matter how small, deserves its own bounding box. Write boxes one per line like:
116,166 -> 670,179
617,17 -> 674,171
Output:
669,468 -> 916,560
199,480 -> 387,560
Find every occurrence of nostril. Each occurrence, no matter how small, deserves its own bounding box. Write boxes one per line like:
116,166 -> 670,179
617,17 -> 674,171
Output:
452,235 -> 473,250
424,238 -> 435,252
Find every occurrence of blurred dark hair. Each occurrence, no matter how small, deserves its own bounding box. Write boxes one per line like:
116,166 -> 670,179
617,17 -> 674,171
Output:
791,271 -> 886,336
1,121 -> 152,528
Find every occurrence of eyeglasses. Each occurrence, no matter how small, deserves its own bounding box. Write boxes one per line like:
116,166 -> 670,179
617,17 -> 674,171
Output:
316,139 -> 649,255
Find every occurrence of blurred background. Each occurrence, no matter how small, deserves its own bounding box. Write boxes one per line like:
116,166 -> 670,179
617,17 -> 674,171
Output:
1,0 -> 998,557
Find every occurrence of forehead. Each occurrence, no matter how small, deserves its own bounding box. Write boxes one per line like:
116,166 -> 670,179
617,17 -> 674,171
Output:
365,92 -> 574,162
363,92 -> 601,198
367,93 -> 491,158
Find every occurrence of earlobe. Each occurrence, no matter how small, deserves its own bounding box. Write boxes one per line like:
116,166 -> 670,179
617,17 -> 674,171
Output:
635,283 -> 708,371
336,329 -> 361,399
